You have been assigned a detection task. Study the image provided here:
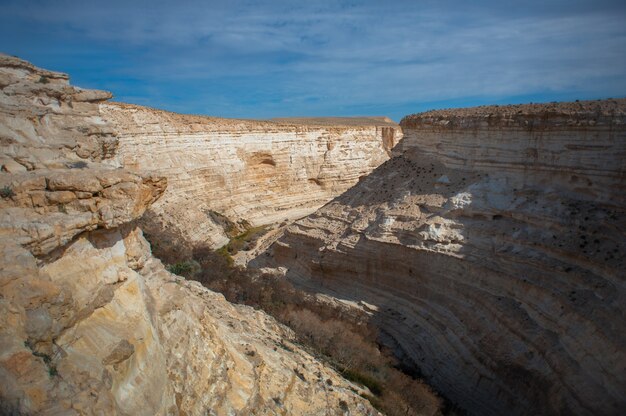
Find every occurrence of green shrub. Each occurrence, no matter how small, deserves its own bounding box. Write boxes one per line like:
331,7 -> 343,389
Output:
224,226 -> 268,255
207,210 -> 238,237
166,260 -> 200,278
215,245 -> 234,266
0,186 -> 15,199
38,76 -> 50,84
341,368 -> 384,396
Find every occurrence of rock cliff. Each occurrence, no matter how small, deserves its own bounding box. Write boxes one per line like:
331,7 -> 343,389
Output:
100,103 -> 400,250
0,55 -> 379,415
256,100 -> 626,415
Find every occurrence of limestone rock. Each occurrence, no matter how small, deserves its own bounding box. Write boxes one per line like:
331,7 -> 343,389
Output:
0,54 -> 118,168
0,55 -> 379,415
101,103 -> 401,250
2,227 -> 379,416
255,99 -> 626,416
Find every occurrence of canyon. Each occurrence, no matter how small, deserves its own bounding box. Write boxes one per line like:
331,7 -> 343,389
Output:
255,100 -> 626,415
101,103 -> 399,252
0,55 -> 382,415
1,53 -> 624,416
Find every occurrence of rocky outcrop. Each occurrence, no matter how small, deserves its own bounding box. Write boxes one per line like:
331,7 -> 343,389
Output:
256,99 -> 626,415
101,103 -> 400,250
2,226 -> 379,415
0,55 -> 379,415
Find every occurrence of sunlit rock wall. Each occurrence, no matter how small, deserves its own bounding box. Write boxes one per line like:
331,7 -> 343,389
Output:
0,54 -> 379,416
102,103 -> 400,249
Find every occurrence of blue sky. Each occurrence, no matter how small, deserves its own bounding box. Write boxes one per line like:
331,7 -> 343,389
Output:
1,0 -> 625,121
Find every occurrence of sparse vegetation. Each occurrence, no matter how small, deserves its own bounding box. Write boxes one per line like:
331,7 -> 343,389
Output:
37,75 -> 50,84
220,225 -> 268,255
0,186 -> 15,199
151,239 -> 442,416
214,245 -> 234,266
208,210 -> 238,237
340,368 -> 384,396
166,260 -> 200,278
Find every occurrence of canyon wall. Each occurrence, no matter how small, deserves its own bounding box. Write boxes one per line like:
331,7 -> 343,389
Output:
256,100 -> 626,415
101,103 -> 399,251
0,55 -> 379,415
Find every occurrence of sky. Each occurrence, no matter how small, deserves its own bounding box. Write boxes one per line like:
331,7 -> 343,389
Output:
1,0 -> 625,121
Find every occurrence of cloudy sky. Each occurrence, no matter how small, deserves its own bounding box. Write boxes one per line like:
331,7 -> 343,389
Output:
1,0 -> 625,120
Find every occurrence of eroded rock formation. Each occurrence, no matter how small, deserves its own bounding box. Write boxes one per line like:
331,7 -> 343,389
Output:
256,100 -> 626,415
101,103 -> 400,250
0,55 -> 379,415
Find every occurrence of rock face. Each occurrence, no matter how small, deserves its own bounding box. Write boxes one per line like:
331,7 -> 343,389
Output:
256,100 -> 626,415
101,103 -> 400,250
0,55 -> 379,415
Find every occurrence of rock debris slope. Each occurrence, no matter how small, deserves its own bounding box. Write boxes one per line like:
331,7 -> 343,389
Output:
101,103 -> 400,250
0,54 -> 379,415
255,100 -> 626,415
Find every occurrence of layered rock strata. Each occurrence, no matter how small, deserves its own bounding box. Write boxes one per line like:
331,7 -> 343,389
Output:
256,99 -> 626,415
101,103 -> 400,249
0,55 -> 379,415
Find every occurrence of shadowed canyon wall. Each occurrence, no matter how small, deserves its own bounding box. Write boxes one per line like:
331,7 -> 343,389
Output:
256,100 -> 626,415
0,55 -> 380,416
101,103 -> 400,250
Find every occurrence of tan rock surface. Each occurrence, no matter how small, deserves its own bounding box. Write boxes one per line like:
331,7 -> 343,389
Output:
0,55 -> 379,415
100,102 -> 400,250
255,99 -> 626,415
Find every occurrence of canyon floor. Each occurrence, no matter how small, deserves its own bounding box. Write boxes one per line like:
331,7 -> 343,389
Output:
1,54 -> 625,416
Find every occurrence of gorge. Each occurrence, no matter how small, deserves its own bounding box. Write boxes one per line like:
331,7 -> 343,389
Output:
255,101 -> 626,415
100,102 -> 399,253
1,54 -> 624,416
0,54 -> 384,416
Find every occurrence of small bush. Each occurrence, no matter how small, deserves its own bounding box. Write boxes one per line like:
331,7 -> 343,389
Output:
208,210 -> 238,237
215,246 -> 234,266
341,368 -> 384,396
166,260 -> 200,278
38,76 -> 50,84
223,225 -> 268,255
0,186 -> 15,199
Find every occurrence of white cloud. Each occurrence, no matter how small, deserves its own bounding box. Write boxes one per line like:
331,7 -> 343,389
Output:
2,0 -> 625,118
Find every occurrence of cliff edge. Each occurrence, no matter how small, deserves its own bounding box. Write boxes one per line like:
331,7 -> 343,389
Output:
0,55 -> 379,415
256,99 -> 626,415
100,102 -> 400,252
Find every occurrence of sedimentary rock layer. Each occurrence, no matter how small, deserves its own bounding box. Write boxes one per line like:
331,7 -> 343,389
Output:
0,55 -> 378,416
101,103 -> 399,249
257,99 -> 626,415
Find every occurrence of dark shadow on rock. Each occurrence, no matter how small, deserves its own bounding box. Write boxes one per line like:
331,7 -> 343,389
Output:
251,128 -> 626,416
